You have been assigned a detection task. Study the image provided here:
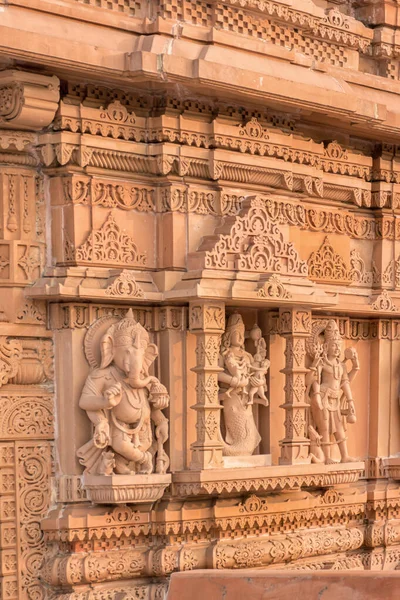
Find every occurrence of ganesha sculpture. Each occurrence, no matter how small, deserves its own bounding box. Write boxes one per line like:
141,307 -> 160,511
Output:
77,309 -> 170,485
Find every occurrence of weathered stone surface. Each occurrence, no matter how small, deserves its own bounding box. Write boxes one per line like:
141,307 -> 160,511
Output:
167,570 -> 400,600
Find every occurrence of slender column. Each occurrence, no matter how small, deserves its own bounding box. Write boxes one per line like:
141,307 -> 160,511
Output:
279,308 -> 311,464
189,301 -> 225,470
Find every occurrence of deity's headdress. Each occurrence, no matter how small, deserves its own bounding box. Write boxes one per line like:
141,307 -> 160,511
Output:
108,308 -> 149,348
324,320 -> 341,344
221,312 -> 245,353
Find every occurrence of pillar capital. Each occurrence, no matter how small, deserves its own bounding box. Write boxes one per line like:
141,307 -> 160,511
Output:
189,301 -> 225,334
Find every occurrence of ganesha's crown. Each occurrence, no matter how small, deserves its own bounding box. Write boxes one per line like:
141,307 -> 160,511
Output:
110,309 -> 149,348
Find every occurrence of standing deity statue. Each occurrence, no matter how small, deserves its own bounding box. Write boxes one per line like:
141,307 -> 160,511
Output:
218,314 -> 269,456
77,309 -> 169,476
306,320 -> 359,464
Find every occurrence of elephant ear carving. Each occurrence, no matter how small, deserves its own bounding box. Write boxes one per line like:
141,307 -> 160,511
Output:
142,343 -> 158,376
100,333 -> 114,369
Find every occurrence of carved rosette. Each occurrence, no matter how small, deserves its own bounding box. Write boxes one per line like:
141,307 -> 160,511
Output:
189,302 -> 225,470
279,309 -> 311,464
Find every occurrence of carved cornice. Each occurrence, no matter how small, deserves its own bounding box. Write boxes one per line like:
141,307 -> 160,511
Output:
172,463 -> 365,497
0,71 -> 59,131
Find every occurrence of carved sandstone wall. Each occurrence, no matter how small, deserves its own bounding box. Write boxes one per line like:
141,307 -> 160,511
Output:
3,1 -> 400,599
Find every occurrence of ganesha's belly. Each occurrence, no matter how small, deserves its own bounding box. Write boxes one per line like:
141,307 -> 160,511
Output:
113,393 -> 151,424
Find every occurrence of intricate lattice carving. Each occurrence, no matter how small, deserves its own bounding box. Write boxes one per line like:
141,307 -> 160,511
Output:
193,196 -> 307,277
75,212 -> 146,267
307,237 -> 350,283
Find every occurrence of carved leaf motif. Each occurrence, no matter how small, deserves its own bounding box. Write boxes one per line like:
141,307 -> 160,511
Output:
17,246 -> 41,280
16,302 -> 46,325
238,117 -> 269,140
0,338 -> 22,386
349,249 -> 373,285
371,290 -> 397,312
105,271 -> 145,298
75,212 -> 146,267
0,396 -> 53,437
257,275 -> 292,299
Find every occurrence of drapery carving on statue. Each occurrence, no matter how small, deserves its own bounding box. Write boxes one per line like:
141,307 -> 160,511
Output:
305,320 -> 359,465
218,314 -> 269,456
77,309 -> 169,475
189,196 -> 308,277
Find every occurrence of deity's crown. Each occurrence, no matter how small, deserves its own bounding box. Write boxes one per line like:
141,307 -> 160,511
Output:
226,312 -> 244,330
324,319 -> 341,343
110,309 -> 148,348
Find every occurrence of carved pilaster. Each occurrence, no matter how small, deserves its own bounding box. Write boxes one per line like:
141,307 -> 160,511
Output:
154,307 -> 187,471
189,301 -> 225,470
279,308 -> 311,465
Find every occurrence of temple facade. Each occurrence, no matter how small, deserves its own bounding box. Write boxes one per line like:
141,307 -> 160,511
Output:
2,0 -> 400,598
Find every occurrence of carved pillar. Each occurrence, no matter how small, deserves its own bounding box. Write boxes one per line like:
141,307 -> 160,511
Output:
279,308 -> 311,465
0,70 -> 59,600
154,306 -> 187,472
189,301 -> 225,470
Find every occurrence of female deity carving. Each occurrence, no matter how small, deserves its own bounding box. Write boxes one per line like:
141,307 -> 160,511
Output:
306,320 -> 359,464
77,309 -> 169,476
218,314 -> 269,456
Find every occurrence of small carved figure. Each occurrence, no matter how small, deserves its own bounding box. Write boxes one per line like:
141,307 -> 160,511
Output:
77,309 -> 169,475
306,320 -> 359,464
218,314 -> 268,456
248,324 -> 270,406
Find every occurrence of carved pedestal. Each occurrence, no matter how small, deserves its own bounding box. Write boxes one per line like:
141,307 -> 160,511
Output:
83,473 -> 171,504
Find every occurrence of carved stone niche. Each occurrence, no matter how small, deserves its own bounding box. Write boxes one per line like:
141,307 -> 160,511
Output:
218,313 -> 271,467
77,309 -> 171,504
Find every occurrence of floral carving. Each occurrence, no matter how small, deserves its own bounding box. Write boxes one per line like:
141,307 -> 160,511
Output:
92,181 -> 153,211
105,271 -> 145,298
257,275 -> 292,299
307,237 -> 350,283
100,100 -> 136,124
0,338 -> 22,386
371,290 -> 398,312
16,301 -> 46,325
0,396 -> 53,438
233,542 -> 264,568
238,494 -> 268,513
238,117 -> 269,140
349,249 -> 374,285
17,246 -> 41,280
324,141 -> 348,160
0,83 -> 24,122
75,212 -> 146,267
